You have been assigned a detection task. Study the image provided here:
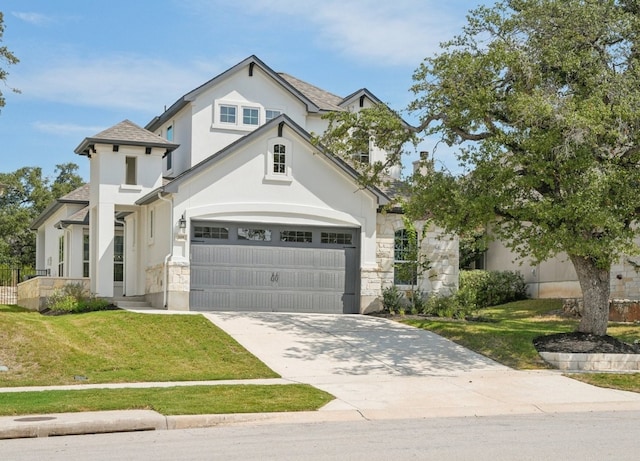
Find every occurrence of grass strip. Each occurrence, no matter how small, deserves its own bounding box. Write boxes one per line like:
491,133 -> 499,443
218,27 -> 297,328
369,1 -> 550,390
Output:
0,384 -> 334,416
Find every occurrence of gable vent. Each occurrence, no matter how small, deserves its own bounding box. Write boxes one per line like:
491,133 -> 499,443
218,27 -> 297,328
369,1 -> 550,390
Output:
359,95 -> 366,108
249,62 -> 255,77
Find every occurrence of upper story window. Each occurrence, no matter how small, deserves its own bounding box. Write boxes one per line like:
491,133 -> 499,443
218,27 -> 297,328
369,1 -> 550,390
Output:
354,152 -> 370,164
265,109 -> 281,122
166,125 -> 173,141
265,138 -> 292,182
273,144 -> 286,174
243,107 -> 259,125
125,157 -> 137,185
219,105 -> 237,124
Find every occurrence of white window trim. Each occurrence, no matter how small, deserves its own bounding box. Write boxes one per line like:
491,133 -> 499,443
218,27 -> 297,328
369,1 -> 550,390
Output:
264,137 -> 293,183
242,106 -> 260,126
213,99 -> 265,131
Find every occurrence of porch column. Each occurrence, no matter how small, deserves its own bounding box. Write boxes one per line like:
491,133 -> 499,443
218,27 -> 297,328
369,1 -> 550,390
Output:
92,202 -> 115,297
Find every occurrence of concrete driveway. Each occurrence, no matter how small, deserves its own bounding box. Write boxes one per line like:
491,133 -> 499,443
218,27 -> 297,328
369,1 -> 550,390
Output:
205,312 -> 640,419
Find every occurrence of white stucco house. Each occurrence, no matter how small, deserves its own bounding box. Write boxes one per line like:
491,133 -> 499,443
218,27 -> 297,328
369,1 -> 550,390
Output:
23,55 -> 458,313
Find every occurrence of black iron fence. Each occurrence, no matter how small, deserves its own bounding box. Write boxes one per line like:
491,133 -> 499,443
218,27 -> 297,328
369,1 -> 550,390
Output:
0,268 -> 50,305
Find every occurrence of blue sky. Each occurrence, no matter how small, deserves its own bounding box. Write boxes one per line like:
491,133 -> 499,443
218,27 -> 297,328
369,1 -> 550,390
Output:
0,0 -> 475,181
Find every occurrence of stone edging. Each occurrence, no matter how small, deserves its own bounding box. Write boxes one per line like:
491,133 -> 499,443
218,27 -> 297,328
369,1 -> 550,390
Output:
540,351 -> 640,372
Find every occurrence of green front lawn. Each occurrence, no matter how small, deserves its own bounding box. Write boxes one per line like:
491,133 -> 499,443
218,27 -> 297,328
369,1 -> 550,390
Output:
0,305 -> 334,416
0,305 -> 277,386
403,299 -> 640,392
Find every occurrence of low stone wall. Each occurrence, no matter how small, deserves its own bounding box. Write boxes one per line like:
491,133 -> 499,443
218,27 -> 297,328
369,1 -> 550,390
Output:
540,351 -> 640,371
17,277 -> 90,311
563,298 -> 640,322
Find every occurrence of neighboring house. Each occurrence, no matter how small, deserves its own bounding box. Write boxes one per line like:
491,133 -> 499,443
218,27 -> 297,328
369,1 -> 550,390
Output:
25,55 -> 458,313
484,238 -> 640,300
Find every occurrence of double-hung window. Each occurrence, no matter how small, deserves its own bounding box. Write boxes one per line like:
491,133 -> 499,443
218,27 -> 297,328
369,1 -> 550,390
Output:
394,229 -> 418,285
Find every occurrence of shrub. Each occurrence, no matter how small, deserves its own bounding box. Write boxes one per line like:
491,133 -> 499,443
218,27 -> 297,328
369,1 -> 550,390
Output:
45,283 -> 112,314
422,293 -> 477,319
382,285 -> 404,314
459,270 -> 527,309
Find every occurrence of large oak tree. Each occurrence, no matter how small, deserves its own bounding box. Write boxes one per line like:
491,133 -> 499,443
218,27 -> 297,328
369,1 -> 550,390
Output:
0,164 -> 84,267
0,11 -> 19,110
319,0 -> 640,336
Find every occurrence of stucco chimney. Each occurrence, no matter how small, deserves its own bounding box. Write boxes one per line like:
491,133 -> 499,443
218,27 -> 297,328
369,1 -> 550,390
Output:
413,151 -> 431,175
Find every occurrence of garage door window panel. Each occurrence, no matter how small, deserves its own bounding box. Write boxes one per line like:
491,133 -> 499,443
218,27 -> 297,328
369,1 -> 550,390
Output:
194,226 -> 229,240
280,230 -> 312,243
238,228 -> 272,241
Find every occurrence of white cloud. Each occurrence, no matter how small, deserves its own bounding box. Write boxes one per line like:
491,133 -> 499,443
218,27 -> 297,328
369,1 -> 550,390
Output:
17,55 -> 220,113
11,12 -> 54,26
197,0 -> 467,66
33,122 -> 106,136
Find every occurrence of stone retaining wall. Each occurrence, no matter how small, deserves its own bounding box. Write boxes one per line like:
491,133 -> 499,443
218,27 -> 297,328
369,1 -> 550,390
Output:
17,277 -> 90,311
563,298 -> 640,322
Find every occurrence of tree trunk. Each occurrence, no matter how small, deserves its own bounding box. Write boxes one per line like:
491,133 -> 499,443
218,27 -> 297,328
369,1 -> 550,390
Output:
569,254 -> 610,336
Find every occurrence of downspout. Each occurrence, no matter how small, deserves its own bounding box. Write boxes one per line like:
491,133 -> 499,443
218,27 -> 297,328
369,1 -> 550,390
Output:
157,192 -> 173,308
114,216 -> 126,296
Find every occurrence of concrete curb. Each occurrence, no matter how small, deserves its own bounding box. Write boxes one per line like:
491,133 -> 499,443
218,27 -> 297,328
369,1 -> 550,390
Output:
0,409 -> 367,440
0,410 -> 166,440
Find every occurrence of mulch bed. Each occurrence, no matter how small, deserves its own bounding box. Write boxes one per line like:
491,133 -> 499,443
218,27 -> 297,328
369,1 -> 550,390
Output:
534,332 -> 640,354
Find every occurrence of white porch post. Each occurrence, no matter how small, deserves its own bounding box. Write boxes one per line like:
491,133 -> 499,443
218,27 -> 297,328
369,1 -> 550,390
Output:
93,202 -> 115,297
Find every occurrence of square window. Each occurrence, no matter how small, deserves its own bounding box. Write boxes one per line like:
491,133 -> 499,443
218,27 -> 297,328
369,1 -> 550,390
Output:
220,105 -> 237,124
243,107 -> 259,125
266,109 -> 281,122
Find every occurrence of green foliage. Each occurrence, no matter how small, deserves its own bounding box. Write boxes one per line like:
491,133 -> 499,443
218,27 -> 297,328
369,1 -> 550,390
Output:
0,12 -> 19,110
0,384 -> 334,417
415,0 -> 640,335
313,103 -> 419,188
45,283 -> 111,314
421,294 -> 473,320
458,229 -> 488,269
0,164 -> 84,267
382,285 -> 404,314
459,270 -> 527,309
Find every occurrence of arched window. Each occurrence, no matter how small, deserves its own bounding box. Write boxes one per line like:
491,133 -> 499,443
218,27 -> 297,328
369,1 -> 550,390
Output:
394,228 -> 417,285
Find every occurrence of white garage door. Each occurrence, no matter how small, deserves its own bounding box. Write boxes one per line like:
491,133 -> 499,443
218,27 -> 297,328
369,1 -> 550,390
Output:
189,222 -> 359,313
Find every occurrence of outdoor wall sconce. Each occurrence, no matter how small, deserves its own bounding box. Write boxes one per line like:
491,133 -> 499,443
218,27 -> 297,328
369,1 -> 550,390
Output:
178,214 -> 187,230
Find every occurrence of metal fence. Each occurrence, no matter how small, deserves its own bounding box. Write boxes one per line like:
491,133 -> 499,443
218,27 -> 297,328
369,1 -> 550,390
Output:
0,268 -> 50,305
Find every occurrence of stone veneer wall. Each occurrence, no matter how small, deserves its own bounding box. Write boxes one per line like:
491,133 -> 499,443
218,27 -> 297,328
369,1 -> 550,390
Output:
17,277 -> 90,311
610,256 -> 640,300
374,213 -> 459,300
145,260 -> 190,310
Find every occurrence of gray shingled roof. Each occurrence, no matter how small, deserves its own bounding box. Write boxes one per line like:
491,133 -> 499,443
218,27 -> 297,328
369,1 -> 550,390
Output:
59,183 -> 90,202
278,73 -> 345,112
30,184 -> 90,230
60,206 -> 89,226
75,119 -> 179,156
